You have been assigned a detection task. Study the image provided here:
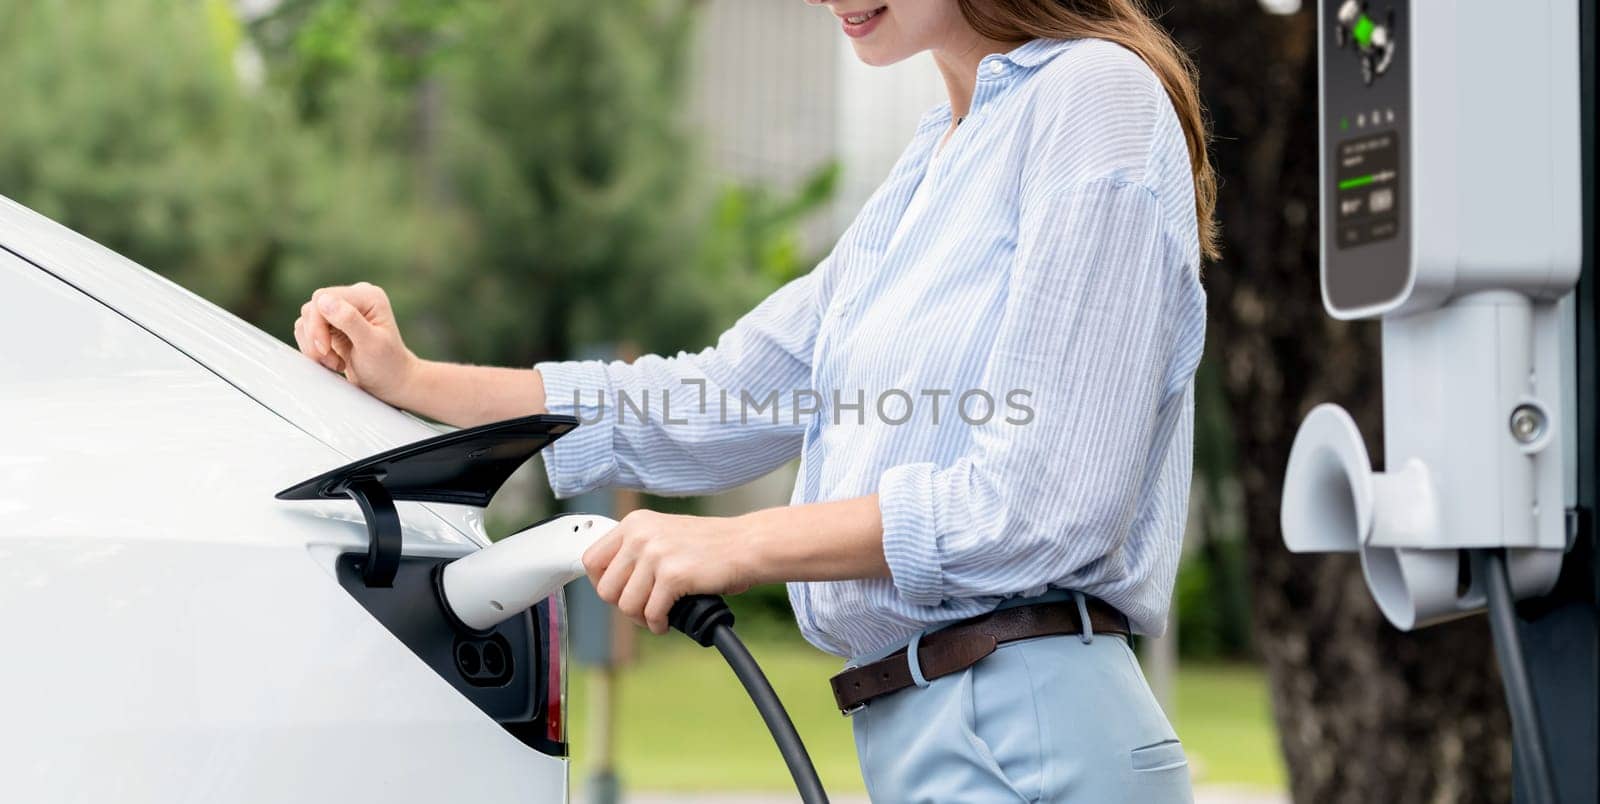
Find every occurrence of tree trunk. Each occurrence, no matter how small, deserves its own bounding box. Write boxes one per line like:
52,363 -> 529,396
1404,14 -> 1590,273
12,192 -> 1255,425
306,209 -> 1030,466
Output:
1161,5 -> 1514,802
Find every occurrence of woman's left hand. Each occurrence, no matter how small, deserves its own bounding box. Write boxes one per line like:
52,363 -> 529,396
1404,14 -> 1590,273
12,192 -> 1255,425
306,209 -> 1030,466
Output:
581,509 -> 757,634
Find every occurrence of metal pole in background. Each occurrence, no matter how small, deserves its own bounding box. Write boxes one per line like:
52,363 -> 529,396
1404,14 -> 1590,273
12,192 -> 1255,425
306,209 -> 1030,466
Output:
582,655 -> 620,804
1142,610 -> 1178,724
563,343 -> 638,804
567,484 -> 638,804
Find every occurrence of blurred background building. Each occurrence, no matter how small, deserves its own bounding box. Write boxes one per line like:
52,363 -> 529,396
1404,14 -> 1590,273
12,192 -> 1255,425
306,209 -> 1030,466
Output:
689,0 -> 945,248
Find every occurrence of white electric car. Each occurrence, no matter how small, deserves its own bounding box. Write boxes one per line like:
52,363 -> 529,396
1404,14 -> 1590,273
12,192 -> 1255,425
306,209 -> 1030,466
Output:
0,193 -> 573,803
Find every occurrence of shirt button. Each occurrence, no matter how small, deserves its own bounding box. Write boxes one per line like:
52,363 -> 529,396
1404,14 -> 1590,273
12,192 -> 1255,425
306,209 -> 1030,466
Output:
988,61 -> 1005,76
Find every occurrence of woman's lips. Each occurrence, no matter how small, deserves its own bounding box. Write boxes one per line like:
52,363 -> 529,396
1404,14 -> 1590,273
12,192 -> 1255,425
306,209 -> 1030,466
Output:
840,6 -> 887,39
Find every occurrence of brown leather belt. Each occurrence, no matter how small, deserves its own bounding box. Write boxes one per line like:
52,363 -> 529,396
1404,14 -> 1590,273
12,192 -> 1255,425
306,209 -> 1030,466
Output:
829,597 -> 1129,715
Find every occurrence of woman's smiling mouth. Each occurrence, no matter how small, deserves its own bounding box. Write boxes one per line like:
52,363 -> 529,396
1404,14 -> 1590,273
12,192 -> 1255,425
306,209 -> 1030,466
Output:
839,5 -> 888,38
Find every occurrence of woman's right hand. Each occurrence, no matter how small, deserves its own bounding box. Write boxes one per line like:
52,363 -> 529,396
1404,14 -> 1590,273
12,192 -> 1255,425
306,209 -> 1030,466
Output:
292,282 -> 419,405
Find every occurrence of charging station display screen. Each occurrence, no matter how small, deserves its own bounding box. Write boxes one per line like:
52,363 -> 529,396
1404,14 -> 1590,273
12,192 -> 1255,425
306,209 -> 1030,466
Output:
1321,0 -> 1410,312
1334,131 -> 1400,248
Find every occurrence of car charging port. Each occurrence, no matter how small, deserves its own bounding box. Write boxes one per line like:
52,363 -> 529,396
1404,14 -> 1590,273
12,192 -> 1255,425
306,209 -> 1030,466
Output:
454,633 -> 515,687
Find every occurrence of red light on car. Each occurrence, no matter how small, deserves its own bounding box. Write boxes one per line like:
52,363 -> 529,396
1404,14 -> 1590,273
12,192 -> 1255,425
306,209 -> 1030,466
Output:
545,593 -> 565,745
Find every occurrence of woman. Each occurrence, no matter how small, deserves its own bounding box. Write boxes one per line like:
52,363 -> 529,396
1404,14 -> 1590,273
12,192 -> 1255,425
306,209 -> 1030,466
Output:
295,0 -> 1215,800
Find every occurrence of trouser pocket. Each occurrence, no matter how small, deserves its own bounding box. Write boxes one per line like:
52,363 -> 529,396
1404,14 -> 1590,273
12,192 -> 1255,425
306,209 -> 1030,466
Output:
1131,738 -> 1189,772
963,641 -> 1045,802
958,667 -> 1037,801
1128,738 -> 1193,802
851,653 -> 1038,803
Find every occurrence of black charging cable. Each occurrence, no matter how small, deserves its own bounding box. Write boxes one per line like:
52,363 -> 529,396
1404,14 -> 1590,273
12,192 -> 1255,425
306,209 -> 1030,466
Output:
669,594 -> 829,804
1474,549 -> 1559,804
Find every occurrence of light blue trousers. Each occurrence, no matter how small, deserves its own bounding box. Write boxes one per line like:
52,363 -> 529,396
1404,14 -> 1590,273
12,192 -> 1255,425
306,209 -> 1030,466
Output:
849,626 -> 1192,803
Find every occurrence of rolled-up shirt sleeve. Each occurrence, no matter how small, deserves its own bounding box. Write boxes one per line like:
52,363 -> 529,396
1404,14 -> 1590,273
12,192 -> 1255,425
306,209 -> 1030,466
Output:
878,178 -> 1202,607
538,265 -> 824,499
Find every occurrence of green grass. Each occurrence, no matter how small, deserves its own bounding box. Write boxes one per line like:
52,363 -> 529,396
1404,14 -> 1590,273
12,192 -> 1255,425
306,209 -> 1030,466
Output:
566,634 -> 1285,793
1170,662 -> 1286,789
568,636 -> 866,791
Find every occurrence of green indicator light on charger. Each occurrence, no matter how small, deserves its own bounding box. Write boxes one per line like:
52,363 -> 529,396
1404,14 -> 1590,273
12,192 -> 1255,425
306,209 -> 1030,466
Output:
1338,174 -> 1376,190
1340,117 -> 1350,131
1352,14 -> 1375,48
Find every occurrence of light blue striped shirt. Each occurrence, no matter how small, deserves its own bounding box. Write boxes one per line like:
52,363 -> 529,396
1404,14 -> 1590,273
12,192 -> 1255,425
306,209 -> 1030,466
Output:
538,38 -> 1207,659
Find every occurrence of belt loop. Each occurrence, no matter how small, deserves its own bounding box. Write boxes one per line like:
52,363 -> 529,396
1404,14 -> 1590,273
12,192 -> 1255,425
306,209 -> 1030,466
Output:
906,630 -> 932,688
1072,591 -> 1095,644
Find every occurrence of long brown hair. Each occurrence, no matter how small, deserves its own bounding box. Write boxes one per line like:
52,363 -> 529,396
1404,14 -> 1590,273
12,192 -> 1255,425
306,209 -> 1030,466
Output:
958,0 -> 1219,261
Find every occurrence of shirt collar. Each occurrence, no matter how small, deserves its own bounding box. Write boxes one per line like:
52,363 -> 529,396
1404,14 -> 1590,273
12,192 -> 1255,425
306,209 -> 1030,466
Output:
995,38 -> 1079,70
912,38 -> 1080,134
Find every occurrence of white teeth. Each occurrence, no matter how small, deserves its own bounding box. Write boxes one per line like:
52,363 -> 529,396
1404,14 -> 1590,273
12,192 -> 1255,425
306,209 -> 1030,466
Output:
845,7 -> 884,24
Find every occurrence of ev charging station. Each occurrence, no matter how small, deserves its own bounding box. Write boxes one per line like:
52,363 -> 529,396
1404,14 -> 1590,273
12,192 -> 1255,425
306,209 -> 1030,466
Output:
1282,1 -> 1596,802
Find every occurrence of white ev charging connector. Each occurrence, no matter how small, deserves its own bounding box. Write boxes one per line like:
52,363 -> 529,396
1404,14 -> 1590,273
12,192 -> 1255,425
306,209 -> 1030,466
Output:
1282,3 -> 1583,802
441,514 -> 617,632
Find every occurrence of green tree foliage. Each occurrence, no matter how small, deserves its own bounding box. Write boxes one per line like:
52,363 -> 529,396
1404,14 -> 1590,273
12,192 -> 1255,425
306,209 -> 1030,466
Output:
431,0 -> 709,363
429,0 -> 838,364
0,0 -> 426,326
2,0 -> 833,371
689,163 -> 841,334
247,0 -> 461,122
246,0 -> 835,366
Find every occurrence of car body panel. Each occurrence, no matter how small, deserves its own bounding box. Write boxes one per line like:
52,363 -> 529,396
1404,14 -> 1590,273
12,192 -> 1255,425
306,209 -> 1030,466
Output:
0,193 -> 494,548
0,203 -> 567,801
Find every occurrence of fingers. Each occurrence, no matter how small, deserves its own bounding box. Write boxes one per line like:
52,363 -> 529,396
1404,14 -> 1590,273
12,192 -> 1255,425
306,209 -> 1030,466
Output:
581,525 -> 625,589
311,283 -> 390,318
343,281 -> 391,319
297,284 -> 390,361
296,305 -> 340,371
326,330 -> 352,376
292,315 -> 312,358
298,300 -> 330,359
591,539 -> 636,609
316,293 -> 378,351
583,512 -> 696,635
643,578 -> 680,635
614,562 -> 656,630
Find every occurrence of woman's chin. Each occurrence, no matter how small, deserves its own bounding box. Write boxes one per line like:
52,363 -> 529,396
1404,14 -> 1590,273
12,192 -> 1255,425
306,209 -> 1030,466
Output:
848,41 -> 913,68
